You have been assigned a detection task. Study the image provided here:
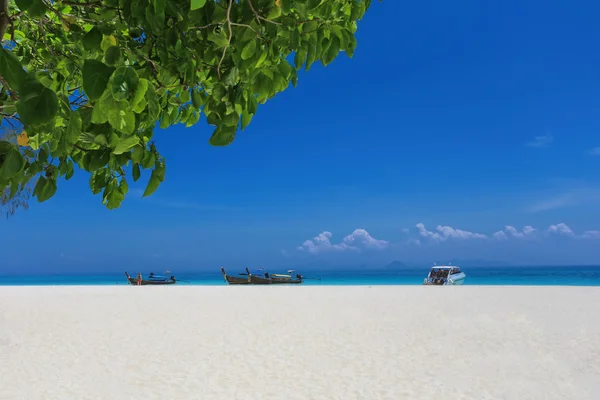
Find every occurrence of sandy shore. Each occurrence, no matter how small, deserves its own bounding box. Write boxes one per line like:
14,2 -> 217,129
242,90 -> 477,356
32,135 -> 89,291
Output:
1,286 -> 599,400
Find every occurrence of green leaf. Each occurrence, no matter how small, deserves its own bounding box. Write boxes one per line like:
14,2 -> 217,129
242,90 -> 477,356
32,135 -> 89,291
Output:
154,0 -> 166,16
209,125 -> 237,146
322,36 -> 340,66
280,0 -> 292,14
108,108 -> 136,134
305,43 -> 317,71
82,27 -> 103,51
131,145 -> 144,164
179,89 -> 191,104
224,67 -> 239,87
35,176 -> 58,203
0,145 -> 25,179
191,90 -> 207,108
65,160 -> 74,180
241,112 -> 253,131
89,168 -> 108,194
113,136 -> 140,155
87,151 -> 110,172
303,20 -> 319,33
105,46 -> 121,65
16,81 -> 59,125
103,178 -> 125,209
66,111 -> 82,145
110,67 -> 139,102
208,31 -> 230,48
247,95 -> 258,114
141,151 -> 156,169
306,0 -> 322,10
132,163 -> 141,181
190,0 -> 206,10
143,169 -> 161,197
82,59 -> 114,101
154,159 -> 166,181
14,0 -> 34,11
131,78 -> 149,111
146,88 -> 160,119
94,134 -> 108,146
241,40 -> 257,60
294,49 -> 307,70
100,35 -> 117,52
24,0 -> 46,17
119,177 -> 129,196
0,47 -> 28,91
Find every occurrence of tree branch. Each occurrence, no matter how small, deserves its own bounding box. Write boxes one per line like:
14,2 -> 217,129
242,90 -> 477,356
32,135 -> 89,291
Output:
0,0 -> 9,40
217,0 -> 234,79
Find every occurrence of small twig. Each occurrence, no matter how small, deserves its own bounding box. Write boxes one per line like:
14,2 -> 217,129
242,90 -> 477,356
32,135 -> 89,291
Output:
70,92 -> 86,105
247,0 -> 281,25
190,23 -> 220,30
217,0 -> 234,79
230,22 -> 260,36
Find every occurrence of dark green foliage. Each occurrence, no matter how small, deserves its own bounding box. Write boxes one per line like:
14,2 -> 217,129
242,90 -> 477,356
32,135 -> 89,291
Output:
0,0 -> 371,209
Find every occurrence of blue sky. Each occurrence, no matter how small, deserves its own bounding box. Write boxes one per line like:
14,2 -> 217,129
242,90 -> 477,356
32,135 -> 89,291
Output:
2,0 -> 600,274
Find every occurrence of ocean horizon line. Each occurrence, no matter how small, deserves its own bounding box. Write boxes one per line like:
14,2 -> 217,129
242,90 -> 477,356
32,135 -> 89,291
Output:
2,265 -> 600,287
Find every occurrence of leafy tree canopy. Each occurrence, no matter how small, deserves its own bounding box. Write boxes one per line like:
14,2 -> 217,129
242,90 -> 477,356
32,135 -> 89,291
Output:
0,0 -> 371,212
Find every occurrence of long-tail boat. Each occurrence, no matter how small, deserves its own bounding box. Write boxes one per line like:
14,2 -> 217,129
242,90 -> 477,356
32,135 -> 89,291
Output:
125,271 -> 177,285
221,267 -> 251,284
270,270 -> 303,284
245,267 -> 272,284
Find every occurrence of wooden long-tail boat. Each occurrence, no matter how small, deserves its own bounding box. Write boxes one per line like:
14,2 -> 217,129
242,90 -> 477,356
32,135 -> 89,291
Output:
245,267 -> 272,284
270,270 -> 303,284
221,267 -> 251,285
125,272 -> 177,285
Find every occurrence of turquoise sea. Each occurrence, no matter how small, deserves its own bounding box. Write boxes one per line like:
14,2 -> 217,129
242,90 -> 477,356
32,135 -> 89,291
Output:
1,266 -> 600,286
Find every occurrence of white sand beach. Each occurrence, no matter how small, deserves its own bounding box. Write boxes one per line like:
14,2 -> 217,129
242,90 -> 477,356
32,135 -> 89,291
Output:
1,286 -> 599,400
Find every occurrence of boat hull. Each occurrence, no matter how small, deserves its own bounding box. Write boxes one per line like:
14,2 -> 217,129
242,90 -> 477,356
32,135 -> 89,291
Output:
225,276 -> 251,285
270,278 -> 303,284
447,273 -> 466,285
248,275 -> 272,284
127,277 -> 176,285
423,272 -> 466,286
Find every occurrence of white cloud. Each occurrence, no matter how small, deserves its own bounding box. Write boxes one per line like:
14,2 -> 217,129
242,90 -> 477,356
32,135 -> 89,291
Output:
415,223 -> 486,242
526,135 -> 553,148
492,231 -> 508,240
296,222 -> 600,255
547,223 -> 575,237
298,229 -> 388,254
343,229 -> 389,249
492,225 -> 536,239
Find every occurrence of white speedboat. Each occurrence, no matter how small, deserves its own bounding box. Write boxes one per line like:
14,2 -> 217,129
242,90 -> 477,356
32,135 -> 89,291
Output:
423,265 -> 466,285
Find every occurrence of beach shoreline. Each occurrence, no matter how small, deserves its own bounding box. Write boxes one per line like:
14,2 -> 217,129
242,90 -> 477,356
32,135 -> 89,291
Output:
1,286 -> 599,399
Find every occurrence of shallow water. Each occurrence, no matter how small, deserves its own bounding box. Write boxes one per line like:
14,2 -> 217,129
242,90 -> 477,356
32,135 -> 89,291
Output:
2,265 -> 600,286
